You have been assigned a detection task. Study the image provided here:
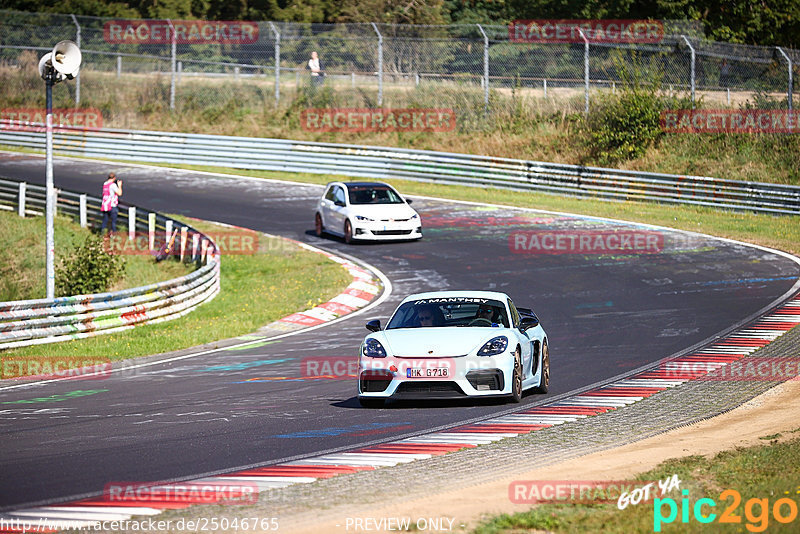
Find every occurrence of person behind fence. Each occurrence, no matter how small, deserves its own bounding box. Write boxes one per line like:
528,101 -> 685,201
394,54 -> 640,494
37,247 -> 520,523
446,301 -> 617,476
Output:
100,172 -> 122,233
307,51 -> 324,87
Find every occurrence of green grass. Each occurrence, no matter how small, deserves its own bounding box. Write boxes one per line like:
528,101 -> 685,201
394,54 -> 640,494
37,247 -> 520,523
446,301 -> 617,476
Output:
0,209 -> 192,301
471,436 -> 800,533
1,217 -> 352,361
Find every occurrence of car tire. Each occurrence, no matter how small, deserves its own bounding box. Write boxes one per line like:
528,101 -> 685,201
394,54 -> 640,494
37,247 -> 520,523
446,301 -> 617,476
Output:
509,348 -> 523,403
315,212 -> 324,237
358,397 -> 384,408
532,341 -> 550,394
344,219 -> 353,244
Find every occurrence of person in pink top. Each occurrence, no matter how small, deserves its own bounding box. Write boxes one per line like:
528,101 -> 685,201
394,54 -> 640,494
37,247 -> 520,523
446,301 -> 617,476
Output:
100,172 -> 123,233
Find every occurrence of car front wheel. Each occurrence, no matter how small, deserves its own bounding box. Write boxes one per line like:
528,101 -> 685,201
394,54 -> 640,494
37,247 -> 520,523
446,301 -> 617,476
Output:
509,348 -> 523,403
344,219 -> 354,244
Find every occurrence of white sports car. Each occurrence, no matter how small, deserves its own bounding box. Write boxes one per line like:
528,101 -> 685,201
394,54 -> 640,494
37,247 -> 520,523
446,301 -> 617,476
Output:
315,181 -> 422,243
358,291 -> 550,407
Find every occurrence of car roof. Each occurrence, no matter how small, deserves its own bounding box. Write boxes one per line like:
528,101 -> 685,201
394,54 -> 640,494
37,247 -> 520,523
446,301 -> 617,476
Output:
328,181 -> 393,189
399,290 -> 511,304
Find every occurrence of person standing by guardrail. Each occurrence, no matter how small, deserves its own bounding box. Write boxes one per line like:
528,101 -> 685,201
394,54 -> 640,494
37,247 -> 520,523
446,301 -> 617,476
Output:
100,172 -> 122,233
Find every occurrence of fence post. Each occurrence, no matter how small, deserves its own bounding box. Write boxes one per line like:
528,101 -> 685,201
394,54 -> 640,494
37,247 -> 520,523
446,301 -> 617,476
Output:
415,73 -> 420,87
79,194 -> 86,227
116,56 -> 121,78
70,14 -> 81,106
268,22 -> 280,105
148,212 -> 156,250
128,206 -> 136,240
371,23 -> 383,106
543,79 -> 547,98
192,233 -> 199,262
201,238 -> 209,264
775,47 -> 793,111
180,226 -> 188,262
680,35 -> 696,108
477,24 -> 490,111
578,28 -> 589,114
165,219 -> 173,243
177,61 -> 182,83
352,72 -> 356,88
18,182 -> 26,217
167,19 -> 176,110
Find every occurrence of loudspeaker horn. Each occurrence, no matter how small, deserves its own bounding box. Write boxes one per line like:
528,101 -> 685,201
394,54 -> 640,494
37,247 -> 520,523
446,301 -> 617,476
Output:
38,52 -> 53,79
51,40 -> 82,78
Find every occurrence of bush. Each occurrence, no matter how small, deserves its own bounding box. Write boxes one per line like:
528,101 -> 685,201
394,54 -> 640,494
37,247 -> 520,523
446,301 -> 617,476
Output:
588,89 -> 665,164
55,234 -> 126,297
585,52 -> 684,165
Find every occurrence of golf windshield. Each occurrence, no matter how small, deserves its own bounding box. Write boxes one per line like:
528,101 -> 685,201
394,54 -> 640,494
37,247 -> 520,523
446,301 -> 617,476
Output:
348,186 -> 404,205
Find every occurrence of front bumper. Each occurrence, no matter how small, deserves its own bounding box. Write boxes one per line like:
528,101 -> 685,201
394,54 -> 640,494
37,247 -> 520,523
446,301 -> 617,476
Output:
357,355 -> 514,400
352,220 -> 422,241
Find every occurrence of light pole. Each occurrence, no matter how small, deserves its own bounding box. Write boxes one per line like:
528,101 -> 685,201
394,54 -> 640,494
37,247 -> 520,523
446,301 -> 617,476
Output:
38,40 -> 82,299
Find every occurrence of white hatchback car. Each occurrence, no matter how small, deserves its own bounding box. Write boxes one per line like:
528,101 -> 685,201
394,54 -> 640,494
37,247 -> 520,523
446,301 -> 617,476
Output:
315,181 -> 422,243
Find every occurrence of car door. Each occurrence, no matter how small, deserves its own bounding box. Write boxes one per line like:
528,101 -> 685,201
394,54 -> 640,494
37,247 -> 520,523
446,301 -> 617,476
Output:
320,185 -> 337,231
508,299 -> 534,377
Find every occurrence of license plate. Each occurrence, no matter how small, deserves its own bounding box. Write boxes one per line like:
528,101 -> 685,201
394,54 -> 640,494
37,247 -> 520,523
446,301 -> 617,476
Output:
406,367 -> 449,378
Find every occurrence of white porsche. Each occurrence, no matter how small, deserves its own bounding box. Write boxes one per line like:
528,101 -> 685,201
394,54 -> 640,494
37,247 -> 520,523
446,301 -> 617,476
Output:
357,291 -> 550,407
315,181 -> 422,243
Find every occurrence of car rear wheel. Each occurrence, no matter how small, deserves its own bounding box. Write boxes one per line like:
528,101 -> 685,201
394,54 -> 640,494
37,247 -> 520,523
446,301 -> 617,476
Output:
533,341 -> 550,394
315,213 -> 324,237
344,219 -> 353,244
509,348 -> 523,403
358,397 -> 384,408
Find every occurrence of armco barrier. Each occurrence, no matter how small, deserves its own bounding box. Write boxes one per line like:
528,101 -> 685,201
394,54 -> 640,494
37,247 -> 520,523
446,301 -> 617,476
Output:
1,122 -> 799,215
0,176 -> 220,350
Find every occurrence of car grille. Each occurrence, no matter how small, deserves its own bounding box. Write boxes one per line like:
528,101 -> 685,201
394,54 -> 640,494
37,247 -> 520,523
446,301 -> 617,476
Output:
466,369 -> 504,391
379,218 -> 410,222
360,370 -> 393,392
394,381 -> 465,397
372,229 -> 413,236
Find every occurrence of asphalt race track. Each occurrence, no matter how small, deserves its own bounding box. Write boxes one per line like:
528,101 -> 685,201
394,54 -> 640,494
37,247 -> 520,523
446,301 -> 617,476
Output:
1,153 -> 798,510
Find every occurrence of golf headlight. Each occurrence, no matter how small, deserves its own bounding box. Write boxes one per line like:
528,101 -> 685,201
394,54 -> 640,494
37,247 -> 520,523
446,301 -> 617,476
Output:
477,336 -> 508,356
355,215 -> 374,221
363,338 -> 387,357
410,213 -> 419,219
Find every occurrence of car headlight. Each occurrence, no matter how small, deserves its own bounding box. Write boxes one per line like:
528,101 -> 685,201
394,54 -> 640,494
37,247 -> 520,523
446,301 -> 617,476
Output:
355,215 -> 374,221
410,213 -> 419,219
362,338 -> 387,357
477,336 -> 508,356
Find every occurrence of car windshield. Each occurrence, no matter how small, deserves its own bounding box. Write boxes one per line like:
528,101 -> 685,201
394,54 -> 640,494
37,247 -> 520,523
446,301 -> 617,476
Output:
386,298 -> 509,329
348,185 -> 404,205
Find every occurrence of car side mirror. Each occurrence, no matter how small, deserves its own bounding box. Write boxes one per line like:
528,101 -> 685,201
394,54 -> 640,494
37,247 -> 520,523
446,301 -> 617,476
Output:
406,198 -> 413,204
366,319 -> 381,332
334,199 -> 345,207
520,316 -> 539,331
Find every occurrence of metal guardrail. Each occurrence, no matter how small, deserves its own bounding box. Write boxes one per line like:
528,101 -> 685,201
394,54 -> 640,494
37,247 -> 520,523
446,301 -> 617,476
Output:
1,122 -> 799,215
0,176 -> 220,350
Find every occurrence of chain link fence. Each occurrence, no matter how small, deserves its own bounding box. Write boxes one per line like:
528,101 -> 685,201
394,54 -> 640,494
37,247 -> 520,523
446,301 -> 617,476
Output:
0,10 -> 796,128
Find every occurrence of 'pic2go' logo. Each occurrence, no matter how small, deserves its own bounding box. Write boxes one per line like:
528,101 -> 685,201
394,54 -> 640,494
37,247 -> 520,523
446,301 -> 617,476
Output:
654,489 -> 799,532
